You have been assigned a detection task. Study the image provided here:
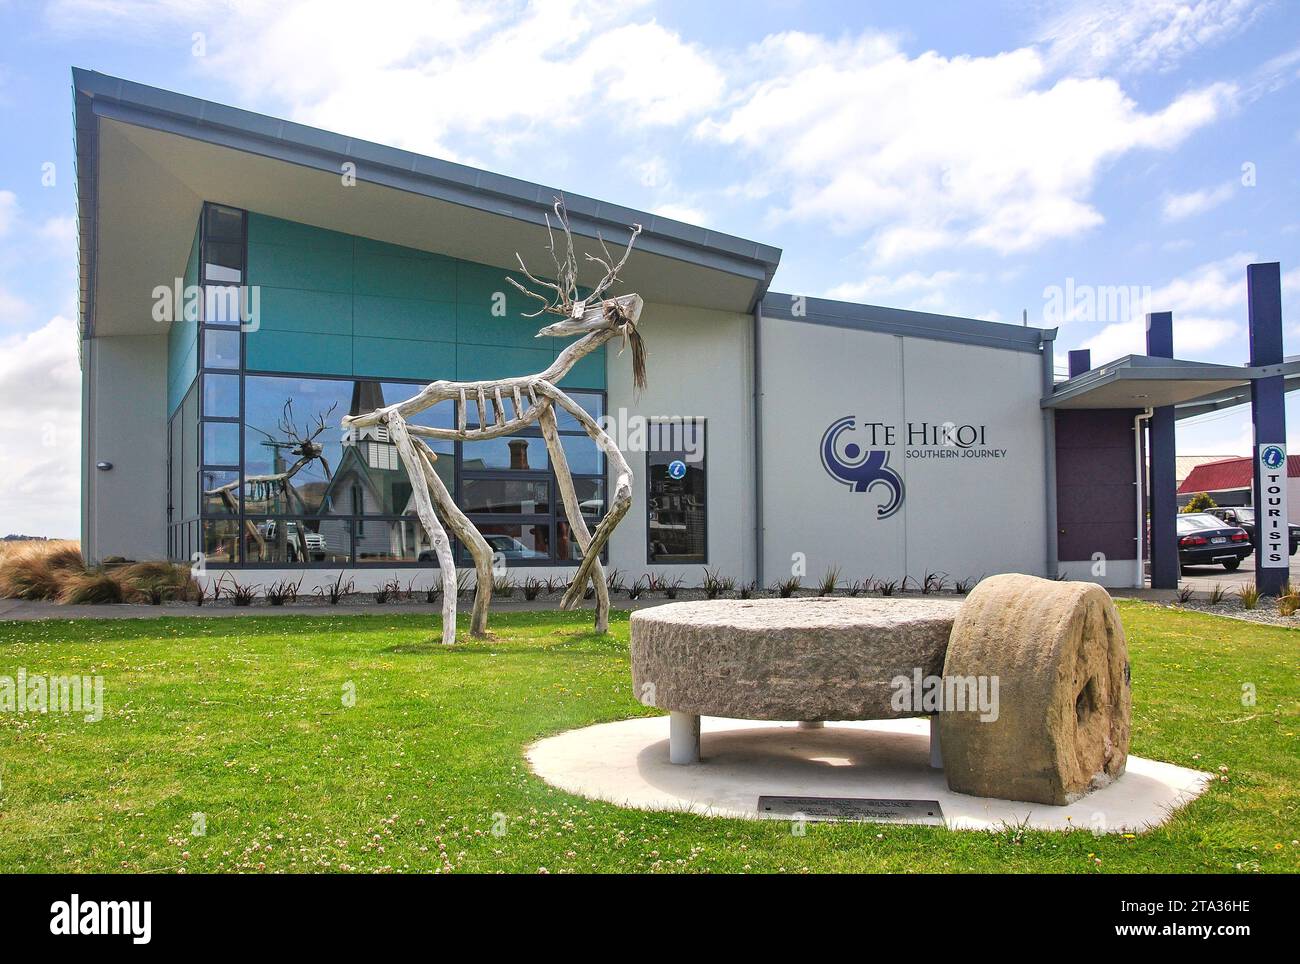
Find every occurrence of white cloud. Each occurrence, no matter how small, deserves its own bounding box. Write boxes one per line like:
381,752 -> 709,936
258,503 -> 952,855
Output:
0,316 -> 81,538
189,1 -> 723,158
826,269 -> 977,303
1162,181 -> 1234,220
1039,0 -> 1263,75
1082,314 -> 1238,362
700,33 -> 1235,260
649,202 -> 707,226
1077,251 -> 1259,362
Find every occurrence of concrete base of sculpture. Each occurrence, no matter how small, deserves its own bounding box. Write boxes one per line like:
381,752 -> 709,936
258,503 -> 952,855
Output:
526,717 -> 1210,832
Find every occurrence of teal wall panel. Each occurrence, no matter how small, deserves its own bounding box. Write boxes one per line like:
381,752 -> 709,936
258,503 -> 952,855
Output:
354,336 -> 456,381
354,248 -> 456,301
245,328 -> 353,376
456,344 -> 556,382
355,294 -> 456,342
256,287 -> 353,336
247,215 -> 352,252
565,348 -> 608,390
247,241 -> 353,293
167,220 -> 201,414
456,303 -> 553,350
244,212 -> 606,391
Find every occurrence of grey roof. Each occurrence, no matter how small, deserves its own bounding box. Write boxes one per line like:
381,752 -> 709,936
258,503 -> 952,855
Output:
72,67 -> 784,339
1043,353 -> 1300,411
760,292 -> 1048,353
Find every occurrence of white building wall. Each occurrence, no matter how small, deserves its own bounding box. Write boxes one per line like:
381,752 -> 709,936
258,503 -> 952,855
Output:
604,301 -> 756,584
83,334 -> 170,563
759,318 -> 1047,586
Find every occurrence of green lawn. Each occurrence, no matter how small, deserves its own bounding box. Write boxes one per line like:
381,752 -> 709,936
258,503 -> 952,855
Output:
0,601 -> 1295,873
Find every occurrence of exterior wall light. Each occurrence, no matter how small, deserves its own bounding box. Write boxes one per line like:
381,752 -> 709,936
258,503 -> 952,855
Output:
95,461 -> 113,471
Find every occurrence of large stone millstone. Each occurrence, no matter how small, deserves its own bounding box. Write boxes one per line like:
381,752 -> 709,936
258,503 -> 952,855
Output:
938,573 -> 1132,806
630,597 -> 962,721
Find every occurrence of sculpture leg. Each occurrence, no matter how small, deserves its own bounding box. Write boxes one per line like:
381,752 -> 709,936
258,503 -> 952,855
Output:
536,383 -> 632,612
414,440 -> 493,637
669,711 -> 701,765
538,405 -> 610,633
388,416 -> 458,645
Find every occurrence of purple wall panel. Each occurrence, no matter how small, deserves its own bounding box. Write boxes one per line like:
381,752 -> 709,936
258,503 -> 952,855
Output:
1055,409 -> 1140,562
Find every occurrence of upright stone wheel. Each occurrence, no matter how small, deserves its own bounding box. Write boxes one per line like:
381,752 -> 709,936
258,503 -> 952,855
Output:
938,573 -> 1131,806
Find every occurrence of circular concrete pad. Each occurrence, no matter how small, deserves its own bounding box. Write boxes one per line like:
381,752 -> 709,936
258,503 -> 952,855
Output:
527,716 -> 1210,833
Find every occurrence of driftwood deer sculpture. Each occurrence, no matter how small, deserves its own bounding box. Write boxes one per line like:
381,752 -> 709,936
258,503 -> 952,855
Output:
342,201 -> 645,644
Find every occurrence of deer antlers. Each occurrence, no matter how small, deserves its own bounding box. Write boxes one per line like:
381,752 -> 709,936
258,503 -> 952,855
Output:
506,199 -> 642,319
250,399 -> 338,455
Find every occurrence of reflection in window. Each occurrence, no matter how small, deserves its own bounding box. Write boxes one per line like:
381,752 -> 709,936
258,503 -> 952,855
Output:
461,437 -> 548,472
244,375 -> 352,515
560,434 -> 602,475
203,373 -> 239,418
202,470 -> 240,515
203,421 -> 240,467
553,390 -> 604,432
647,420 -> 706,564
182,353 -> 606,566
557,511 -> 605,561
464,523 -> 550,563
462,478 -> 550,514
355,519 -> 447,564
244,519 -> 352,564
202,520 -> 240,564
203,328 -> 240,368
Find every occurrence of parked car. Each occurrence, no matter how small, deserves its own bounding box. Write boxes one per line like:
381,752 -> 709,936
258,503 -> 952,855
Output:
258,521 -> 326,561
1176,512 -> 1253,571
1204,506 -> 1300,555
418,534 -> 545,562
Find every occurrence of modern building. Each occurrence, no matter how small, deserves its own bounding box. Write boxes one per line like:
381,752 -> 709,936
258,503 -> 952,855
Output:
73,69 -> 1298,592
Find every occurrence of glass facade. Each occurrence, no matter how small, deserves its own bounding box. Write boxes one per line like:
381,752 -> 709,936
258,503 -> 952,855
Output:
168,202 -> 606,568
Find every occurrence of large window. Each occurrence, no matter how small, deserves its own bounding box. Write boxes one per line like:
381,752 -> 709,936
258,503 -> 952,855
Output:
460,390 -> 605,566
195,373 -> 603,566
171,202 -> 607,568
647,419 -> 707,564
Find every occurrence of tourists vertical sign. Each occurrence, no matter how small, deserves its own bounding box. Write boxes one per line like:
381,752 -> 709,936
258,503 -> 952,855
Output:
1248,263 -> 1288,595
1257,444 -> 1289,569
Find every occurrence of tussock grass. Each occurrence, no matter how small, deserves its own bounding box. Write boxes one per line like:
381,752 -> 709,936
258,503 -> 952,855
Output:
114,561 -> 196,604
0,542 -> 197,605
0,540 -> 82,600
55,568 -> 127,605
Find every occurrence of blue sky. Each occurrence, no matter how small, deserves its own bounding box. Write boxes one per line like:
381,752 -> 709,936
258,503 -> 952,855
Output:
1,0 -> 1298,536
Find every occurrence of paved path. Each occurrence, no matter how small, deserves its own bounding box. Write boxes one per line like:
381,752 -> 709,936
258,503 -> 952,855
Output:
1175,554 -> 1300,592
0,587 -> 1192,623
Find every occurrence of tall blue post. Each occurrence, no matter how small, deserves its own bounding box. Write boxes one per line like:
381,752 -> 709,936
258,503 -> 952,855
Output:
1248,262 -> 1289,596
1147,312 -> 1178,589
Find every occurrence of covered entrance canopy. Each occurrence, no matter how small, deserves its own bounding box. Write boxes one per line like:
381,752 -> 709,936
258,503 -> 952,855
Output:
1041,354 -> 1300,414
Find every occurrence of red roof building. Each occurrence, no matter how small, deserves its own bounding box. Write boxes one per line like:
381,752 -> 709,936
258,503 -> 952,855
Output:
1178,454 -> 1300,494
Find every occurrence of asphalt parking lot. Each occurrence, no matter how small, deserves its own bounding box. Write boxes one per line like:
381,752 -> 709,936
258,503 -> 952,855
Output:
1176,553 -> 1300,590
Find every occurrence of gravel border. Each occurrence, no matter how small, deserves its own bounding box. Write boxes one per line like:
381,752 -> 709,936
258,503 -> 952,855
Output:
1170,598 -> 1300,628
